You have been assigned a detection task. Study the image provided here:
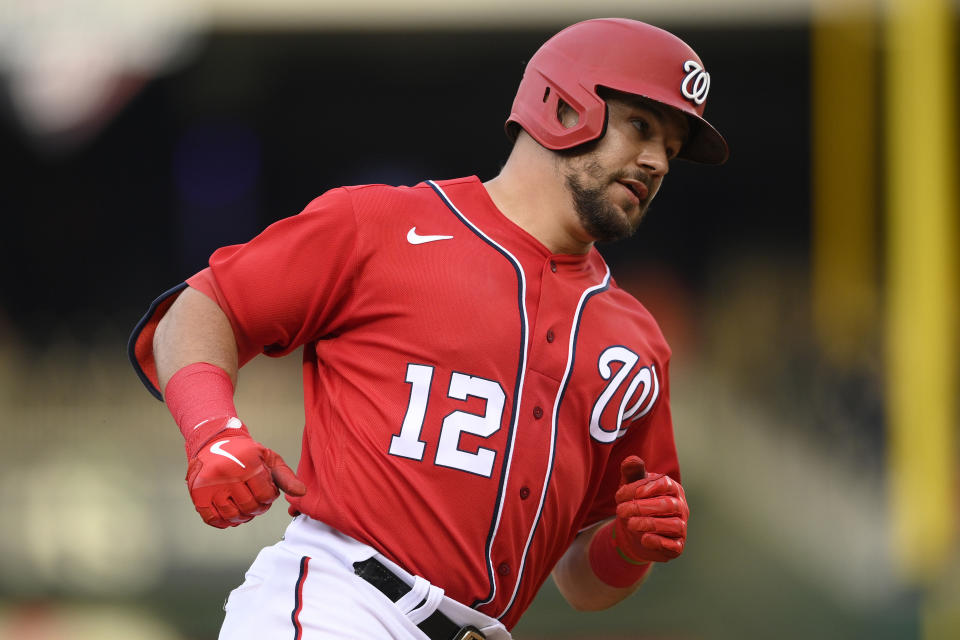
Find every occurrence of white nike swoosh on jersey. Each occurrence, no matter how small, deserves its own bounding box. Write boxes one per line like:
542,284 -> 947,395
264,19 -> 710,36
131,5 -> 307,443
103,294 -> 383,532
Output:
210,440 -> 246,468
407,227 -> 454,244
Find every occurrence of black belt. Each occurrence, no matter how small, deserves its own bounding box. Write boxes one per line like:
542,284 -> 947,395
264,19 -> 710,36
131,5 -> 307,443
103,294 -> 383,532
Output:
353,558 -> 486,640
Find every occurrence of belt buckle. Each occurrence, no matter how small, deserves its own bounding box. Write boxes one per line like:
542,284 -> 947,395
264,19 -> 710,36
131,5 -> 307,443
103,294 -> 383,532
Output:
453,626 -> 486,640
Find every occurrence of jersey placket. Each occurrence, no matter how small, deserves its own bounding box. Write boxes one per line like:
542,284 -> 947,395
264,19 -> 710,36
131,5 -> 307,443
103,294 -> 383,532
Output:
484,254 -> 600,620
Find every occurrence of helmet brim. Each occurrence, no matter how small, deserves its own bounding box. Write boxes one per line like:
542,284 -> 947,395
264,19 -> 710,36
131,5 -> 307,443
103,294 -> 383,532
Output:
679,113 -> 729,164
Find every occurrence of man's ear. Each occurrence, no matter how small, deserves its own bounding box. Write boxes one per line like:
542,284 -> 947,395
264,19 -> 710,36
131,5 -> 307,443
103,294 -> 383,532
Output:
557,98 -> 580,129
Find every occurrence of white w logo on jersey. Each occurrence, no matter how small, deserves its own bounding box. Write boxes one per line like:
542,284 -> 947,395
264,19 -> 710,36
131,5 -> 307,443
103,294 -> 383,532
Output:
589,346 -> 660,443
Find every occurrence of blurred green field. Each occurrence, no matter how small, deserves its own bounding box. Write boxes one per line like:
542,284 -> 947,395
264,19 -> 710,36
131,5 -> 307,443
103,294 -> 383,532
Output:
0,323 -> 930,640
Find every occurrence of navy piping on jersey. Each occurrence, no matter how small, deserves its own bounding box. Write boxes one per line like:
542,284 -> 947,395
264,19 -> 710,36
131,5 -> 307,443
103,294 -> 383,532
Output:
426,180 -> 530,611
127,281 -> 190,401
496,266 -> 612,620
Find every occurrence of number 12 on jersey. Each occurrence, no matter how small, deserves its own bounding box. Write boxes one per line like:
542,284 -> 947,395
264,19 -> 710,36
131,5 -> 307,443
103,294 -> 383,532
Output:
389,363 -> 506,478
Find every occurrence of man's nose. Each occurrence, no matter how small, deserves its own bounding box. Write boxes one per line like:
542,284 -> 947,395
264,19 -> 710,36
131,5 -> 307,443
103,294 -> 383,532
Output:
635,142 -> 670,176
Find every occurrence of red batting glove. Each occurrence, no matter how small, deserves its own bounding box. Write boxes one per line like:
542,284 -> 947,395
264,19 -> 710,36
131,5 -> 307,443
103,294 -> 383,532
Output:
186,429 -> 307,529
164,363 -> 307,528
613,456 -> 689,563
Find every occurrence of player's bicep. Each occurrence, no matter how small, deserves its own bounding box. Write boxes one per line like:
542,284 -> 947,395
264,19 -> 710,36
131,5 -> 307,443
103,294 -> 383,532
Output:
153,285 -> 240,390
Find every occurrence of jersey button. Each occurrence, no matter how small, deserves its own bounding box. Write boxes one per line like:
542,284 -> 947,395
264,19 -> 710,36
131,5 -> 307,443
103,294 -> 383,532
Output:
546,329 -> 555,343
550,260 -> 558,273
497,562 -> 511,576
519,487 -> 530,500
533,406 -> 543,419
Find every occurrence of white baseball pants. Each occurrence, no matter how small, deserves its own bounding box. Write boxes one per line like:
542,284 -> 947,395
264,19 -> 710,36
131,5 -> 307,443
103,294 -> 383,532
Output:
218,515 -> 512,640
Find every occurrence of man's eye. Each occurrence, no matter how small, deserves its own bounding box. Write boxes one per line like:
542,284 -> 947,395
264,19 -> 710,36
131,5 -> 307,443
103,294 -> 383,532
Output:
631,119 -> 650,134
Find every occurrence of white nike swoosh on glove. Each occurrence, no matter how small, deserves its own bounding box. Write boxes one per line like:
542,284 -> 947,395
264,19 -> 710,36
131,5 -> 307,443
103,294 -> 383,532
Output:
210,440 -> 246,468
192,416 -> 244,430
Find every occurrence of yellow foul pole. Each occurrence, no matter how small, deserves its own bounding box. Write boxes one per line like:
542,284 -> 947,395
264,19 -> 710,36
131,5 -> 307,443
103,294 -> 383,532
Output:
885,0 -> 958,582
811,0 -> 878,366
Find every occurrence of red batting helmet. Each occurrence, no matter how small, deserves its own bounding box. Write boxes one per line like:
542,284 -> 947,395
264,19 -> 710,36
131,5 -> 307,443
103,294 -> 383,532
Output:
506,18 -> 729,164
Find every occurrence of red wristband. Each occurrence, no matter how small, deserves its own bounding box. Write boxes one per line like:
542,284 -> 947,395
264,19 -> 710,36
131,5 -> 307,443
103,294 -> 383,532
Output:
588,520 -> 652,588
163,362 -> 249,458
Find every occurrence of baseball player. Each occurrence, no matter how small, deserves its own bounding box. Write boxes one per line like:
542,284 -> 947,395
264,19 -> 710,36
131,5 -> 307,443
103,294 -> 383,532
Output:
129,18 -> 727,640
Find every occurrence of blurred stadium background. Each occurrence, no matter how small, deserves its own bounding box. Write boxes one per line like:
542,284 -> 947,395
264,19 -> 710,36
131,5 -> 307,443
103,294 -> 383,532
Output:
0,0 -> 957,638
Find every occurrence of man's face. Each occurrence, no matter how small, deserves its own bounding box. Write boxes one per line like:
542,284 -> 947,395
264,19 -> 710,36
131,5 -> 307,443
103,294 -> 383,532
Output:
558,93 -> 689,243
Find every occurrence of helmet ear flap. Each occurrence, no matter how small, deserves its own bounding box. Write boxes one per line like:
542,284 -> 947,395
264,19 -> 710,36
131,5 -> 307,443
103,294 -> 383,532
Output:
505,84 -> 611,152
554,95 -> 611,154
507,53 -> 607,150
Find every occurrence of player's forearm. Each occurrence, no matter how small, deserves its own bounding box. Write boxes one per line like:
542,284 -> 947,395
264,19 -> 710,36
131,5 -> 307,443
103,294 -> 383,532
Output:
154,285 -> 240,392
551,520 -> 646,611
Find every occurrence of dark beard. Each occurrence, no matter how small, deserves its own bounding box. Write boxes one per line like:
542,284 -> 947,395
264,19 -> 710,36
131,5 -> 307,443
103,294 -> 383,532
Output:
565,169 -> 641,243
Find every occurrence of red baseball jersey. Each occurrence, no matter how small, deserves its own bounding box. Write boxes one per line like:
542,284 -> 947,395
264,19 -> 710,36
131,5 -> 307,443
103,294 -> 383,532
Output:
129,176 -> 680,629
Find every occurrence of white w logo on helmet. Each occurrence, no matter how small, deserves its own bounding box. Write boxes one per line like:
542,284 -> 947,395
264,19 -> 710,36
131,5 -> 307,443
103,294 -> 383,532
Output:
680,60 -> 710,105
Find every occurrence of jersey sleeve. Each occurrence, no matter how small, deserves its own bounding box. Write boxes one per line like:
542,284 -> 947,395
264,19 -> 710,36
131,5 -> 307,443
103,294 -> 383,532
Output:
582,357 -> 680,528
187,187 -> 359,366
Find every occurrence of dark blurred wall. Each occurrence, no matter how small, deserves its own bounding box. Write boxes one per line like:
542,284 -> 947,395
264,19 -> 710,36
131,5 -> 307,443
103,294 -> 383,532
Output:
0,24 -> 810,345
